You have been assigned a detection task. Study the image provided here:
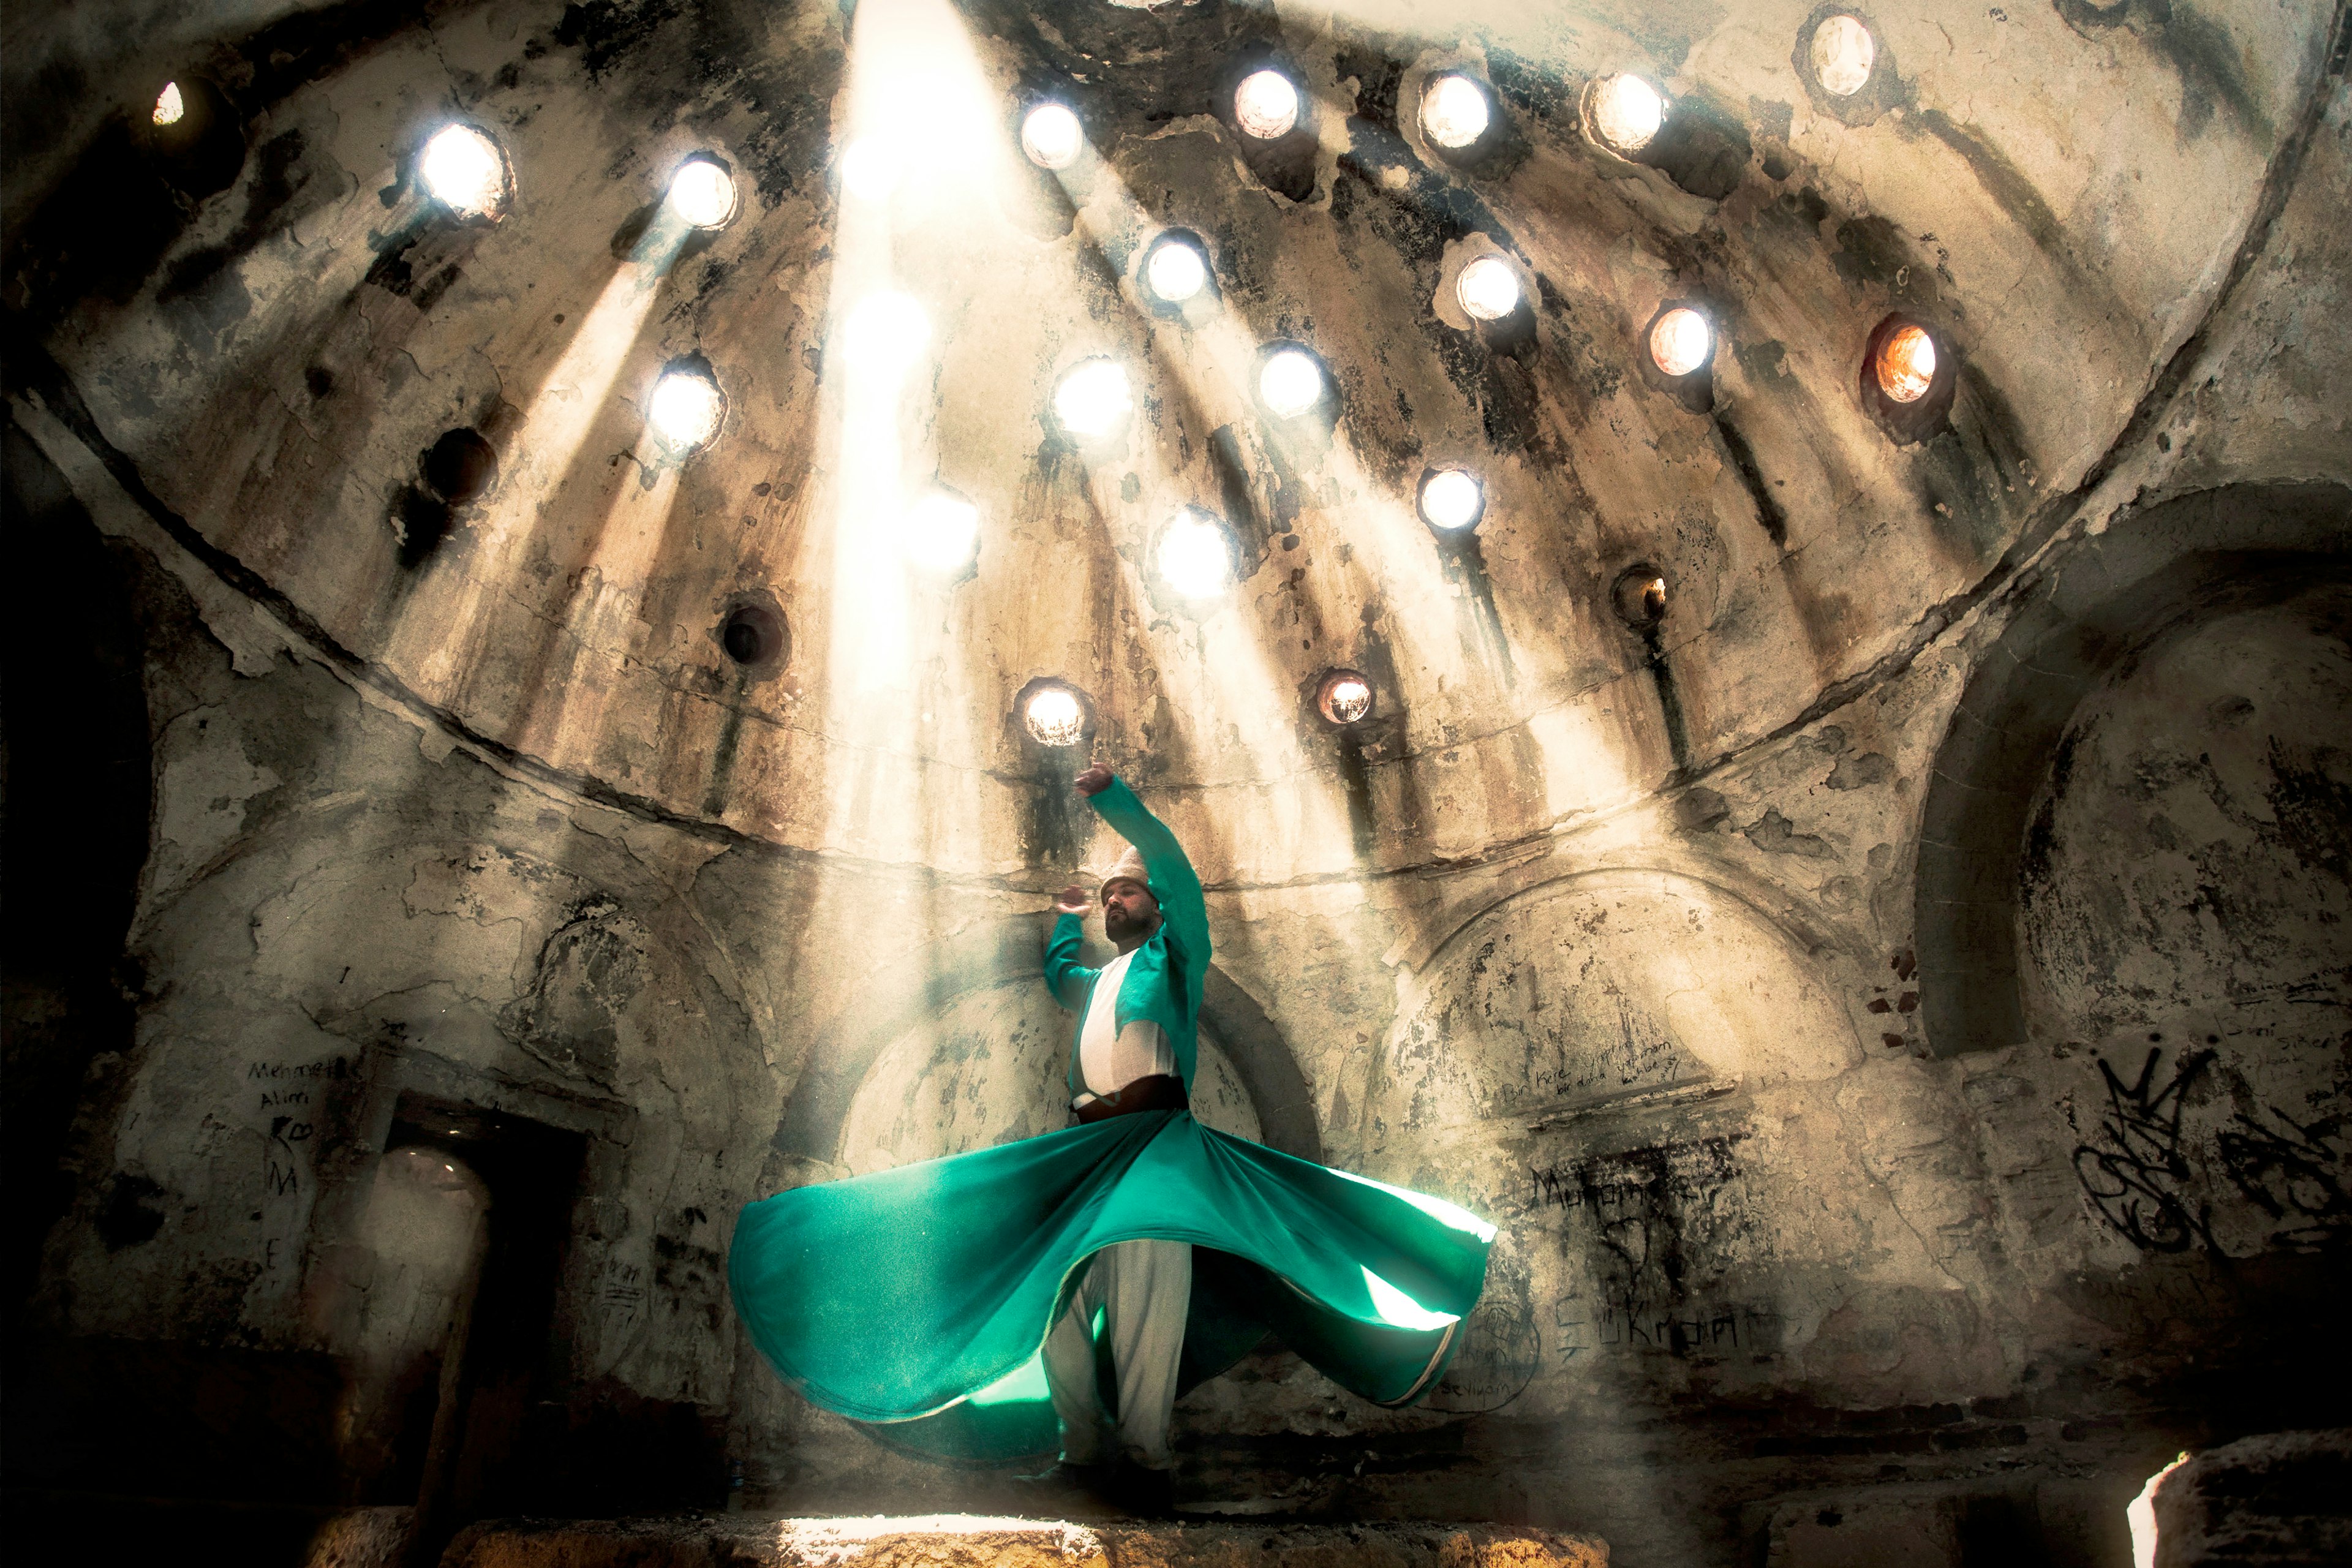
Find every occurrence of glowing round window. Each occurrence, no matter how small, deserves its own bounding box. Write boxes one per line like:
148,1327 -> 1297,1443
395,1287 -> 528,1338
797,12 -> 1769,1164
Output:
1156,509 -> 1236,599
1259,349 -> 1325,418
840,137 -> 903,203
843,292 -> 930,373
1649,307 -> 1712,377
1588,74 -> 1665,154
647,366 -> 725,455
1054,358 -> 1134,442
420,124 -> 511,217
1613,566 -> 1670,628
1024,685 -> 1085,747
1420,75 -> 1491,149
1021,102 -> 1085,170
1235,70 -> 1300,140
903,488 -> 981,573
1877,324 -> 1938,402
1317,669 -> 1374,726
1144,236 -> 1210,304
1810,15 -> 1877,97
667,157 -> 737,228
153,83 -> 185,126
1419,468 -> 1484,532
1456,255 -> 1522,321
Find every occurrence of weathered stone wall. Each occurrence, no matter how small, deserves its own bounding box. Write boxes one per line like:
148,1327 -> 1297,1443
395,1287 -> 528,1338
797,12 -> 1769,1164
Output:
4,0 -> 2348,1565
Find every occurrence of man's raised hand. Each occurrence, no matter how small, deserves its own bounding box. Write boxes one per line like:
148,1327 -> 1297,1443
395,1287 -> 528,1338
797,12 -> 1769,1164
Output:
1052,884 -> 1092,916
1074,764 -> 1113,797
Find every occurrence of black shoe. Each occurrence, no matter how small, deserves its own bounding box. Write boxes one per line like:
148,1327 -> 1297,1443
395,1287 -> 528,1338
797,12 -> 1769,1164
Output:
1108,1458 -> 1174,1517
1060,1460 -> 1115,1494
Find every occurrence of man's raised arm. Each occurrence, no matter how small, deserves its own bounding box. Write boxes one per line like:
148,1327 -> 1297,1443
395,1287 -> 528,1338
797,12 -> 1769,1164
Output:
1083,774 -> 1209,971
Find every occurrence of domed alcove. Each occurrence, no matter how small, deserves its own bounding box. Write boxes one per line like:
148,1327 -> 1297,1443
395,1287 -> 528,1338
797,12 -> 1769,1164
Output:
1371,869 -> 1860,1141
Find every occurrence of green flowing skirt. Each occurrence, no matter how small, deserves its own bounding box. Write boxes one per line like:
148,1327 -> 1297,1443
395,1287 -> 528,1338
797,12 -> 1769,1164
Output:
728,1110 -> 1494,1465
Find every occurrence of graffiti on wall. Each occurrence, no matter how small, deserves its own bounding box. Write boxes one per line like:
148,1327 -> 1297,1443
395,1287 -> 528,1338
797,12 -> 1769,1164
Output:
1549,1284 -> 1784,1358
2217,1104 -> 2350,1243
2071,1047 -> 2216,1253
1529,1133 -> 1768,1360
1425,1281 -> 1541,1412
2071,1043 -> 2351,1254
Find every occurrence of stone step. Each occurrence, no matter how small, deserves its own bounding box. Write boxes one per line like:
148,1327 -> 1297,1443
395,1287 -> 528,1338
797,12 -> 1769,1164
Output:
443,1514 -> 1609,1567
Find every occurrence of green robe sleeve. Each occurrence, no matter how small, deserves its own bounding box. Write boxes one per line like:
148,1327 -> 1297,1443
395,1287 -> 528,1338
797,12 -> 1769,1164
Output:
1042,913 -> 1092,1010
1088,777 -> 1210,979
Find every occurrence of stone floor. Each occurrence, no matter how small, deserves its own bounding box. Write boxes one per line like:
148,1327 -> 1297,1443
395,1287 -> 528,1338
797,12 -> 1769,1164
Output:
442,1515 -> 1610,1567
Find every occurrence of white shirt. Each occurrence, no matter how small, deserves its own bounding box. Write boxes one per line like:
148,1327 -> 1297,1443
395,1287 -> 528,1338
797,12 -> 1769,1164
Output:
1077,948 -> 1175,1098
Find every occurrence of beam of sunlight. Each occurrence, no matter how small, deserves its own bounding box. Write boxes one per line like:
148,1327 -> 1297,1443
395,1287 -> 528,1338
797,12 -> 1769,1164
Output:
809,0 -> 1001,877
497,457 -> 684,761
1038,141 -> 1483,867
394,209 -> 701,704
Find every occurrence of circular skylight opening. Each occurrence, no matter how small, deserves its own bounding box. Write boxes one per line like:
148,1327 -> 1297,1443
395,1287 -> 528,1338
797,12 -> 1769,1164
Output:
1613,566 -> 1670,628
1259,349 -> 1325,418
1144,236 -> 1210,303
720,603 -> 786,668
1877,323 -> 1938,402
647,366 -> 725,455
1649,307 -> 1713,377
1419,468 -> 1485,532
1021,102 -> 1086,170
423,428 -> 498,504
1053,358 -> 1134,442
144,77 -> 244,192
1588,74 -> 1665,154
1420,75 -> 1491,149
840,137 -> 903,203
1023,685 -> 1086,747
420,124 -> 511,218
1156,509 -> 1237,599
903,488 -> 980,574
666,157 -> 737,228
842,292 -> 930,374
1235,70 -> 1300,140
1810,15 -> 1877,97
1457,255 -> 1522,321
1317,669 -> 1375,725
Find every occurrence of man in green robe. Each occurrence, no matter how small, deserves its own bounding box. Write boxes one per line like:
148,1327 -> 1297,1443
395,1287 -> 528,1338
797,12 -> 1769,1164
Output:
1038,763 -> 1207,1499
729,767 -> 1496,1504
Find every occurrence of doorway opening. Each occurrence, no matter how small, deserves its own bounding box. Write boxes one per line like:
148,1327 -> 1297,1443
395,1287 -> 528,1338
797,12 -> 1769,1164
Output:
379,1095 -> 584,1561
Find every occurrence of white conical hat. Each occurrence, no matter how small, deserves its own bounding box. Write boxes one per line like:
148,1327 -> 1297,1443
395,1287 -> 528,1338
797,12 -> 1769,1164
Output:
1094,845 -> 1149,894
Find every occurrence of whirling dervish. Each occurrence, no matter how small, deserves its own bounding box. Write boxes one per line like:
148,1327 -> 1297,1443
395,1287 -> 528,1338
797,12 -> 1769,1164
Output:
728,763 -> 1495,1509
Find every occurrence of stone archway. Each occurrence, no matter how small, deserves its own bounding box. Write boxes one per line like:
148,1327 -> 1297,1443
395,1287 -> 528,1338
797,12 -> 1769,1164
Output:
1371,866 -> 1860,1142
1913,482 -> 2351,1057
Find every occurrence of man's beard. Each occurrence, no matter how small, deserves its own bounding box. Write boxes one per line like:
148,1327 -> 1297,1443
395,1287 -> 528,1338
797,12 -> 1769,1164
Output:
1104,906 -> 1152,944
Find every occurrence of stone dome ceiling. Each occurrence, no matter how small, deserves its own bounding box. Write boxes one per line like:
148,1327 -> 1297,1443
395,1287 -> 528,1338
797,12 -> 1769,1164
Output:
6,0 -> 2334,886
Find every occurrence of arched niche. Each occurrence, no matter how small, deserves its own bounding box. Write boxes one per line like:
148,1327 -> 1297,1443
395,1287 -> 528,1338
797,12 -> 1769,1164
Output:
1915,483 -> 2352,1057
771,916 -> 1319,1166
1371,869 -> 1860,1137
2019,591 -> 2352,1043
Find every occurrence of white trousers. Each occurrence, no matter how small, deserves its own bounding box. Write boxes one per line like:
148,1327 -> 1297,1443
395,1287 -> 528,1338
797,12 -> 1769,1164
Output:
1043,1238 -> 1191,1471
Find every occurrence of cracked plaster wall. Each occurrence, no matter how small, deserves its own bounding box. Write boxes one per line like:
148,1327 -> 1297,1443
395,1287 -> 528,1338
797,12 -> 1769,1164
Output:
4,1 -> 2350,1565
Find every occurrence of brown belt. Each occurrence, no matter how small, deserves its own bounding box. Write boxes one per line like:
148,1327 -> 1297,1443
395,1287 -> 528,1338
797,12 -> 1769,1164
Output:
1072,1074 -> 1189,1124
